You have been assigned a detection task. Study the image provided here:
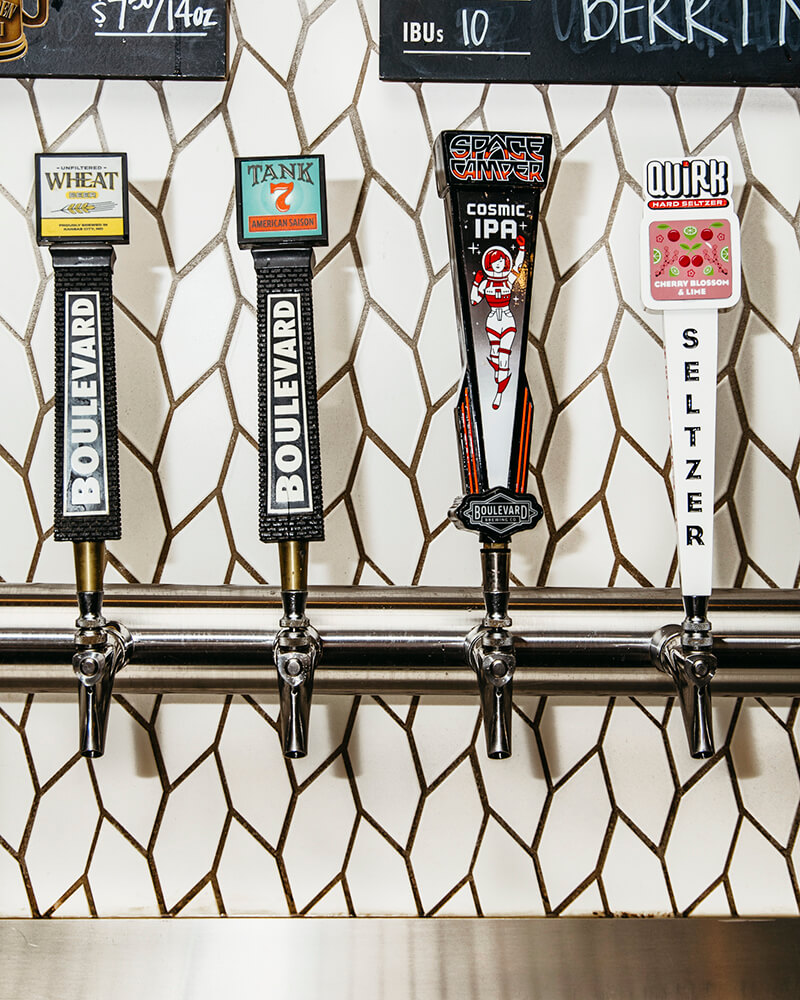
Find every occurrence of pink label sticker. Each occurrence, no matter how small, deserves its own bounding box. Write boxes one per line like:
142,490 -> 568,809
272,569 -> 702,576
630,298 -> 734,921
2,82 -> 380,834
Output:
647,219 -> 734,303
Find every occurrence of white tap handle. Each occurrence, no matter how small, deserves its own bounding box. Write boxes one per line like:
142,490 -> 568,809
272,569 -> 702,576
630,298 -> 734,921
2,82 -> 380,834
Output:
663,309 -> 718,598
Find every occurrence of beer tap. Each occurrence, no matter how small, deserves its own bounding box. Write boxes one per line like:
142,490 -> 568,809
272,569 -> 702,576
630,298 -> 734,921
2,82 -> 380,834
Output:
35,152 -> 132,757
435,131 -> 552,759
641,156 -> 741,758
235,154 -> 328,758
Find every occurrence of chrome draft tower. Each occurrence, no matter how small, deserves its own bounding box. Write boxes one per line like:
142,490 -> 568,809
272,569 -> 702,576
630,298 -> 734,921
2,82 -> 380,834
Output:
235,154 -> 328,758
435,131 -> 552,759
34,152 -> 132,757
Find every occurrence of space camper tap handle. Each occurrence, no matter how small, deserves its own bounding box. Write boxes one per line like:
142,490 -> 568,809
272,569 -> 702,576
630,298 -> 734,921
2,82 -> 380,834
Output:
434,131 -> 551,542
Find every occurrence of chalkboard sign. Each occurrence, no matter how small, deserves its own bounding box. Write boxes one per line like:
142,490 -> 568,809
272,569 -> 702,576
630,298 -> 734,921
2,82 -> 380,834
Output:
380,0 -> 800,85
0,0 -> 226,79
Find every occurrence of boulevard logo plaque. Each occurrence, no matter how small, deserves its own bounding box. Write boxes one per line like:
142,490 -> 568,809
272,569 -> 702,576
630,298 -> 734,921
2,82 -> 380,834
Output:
266,293 -> 313,516
35,153 -> 129,244
63,292 -> 109,518
452,486 -> 544,540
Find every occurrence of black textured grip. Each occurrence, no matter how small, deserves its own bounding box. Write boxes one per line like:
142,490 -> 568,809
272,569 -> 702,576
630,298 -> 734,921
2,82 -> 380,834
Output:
53,253 -> 121,542
255,250 -> 324,542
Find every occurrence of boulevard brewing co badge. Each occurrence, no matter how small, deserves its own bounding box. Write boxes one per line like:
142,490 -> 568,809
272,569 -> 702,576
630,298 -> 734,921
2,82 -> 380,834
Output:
235,155 -> 328,248
35,153 -> 129,244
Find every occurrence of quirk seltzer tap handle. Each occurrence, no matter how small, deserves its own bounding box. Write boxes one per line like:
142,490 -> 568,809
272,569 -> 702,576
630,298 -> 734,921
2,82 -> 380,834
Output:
435,131 -> 552,759
235,154 -> 327,759
641,156 -> 741,758
35,152 -> 132,758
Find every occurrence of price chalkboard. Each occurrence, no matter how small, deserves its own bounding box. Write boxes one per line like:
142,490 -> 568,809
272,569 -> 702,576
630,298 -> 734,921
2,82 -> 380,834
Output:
0,0 -> 226,79
380,0 -> 800,85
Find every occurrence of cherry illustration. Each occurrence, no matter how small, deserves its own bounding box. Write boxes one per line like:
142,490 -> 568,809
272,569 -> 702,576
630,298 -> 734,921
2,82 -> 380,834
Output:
678,255 -> 691,268
701,228 -> 713,241
692,254 -> 704,267
668,229 -> 680,242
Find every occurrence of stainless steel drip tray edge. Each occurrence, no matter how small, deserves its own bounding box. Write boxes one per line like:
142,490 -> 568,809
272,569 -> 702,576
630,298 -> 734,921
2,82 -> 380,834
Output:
2,917 -> 798,1000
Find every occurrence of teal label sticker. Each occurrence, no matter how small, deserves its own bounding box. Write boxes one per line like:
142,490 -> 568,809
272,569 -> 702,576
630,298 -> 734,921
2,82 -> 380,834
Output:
236,155 -> 328,247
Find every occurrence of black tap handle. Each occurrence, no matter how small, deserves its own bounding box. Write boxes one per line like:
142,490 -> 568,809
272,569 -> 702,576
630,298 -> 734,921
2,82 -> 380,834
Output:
434,131 -> 551,542
52,248 -> 121,543
254,249 -> 324,543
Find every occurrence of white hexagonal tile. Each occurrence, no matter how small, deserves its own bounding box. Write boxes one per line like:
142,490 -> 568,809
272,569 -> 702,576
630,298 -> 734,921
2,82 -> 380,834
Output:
289,696 -> 356,786
152,755 -> 228,910
33,78 -> 98,146
0,847 -> 31,916
318,374 -> 361,504
739,88 -> 800,216
155,696 -> 224,784
225,306 -> 257,439
161,246 -> 234,399
283,761 -> 357,911
483,84 -> 548,134
545,248 -> 618,403
419,169 -> 451,277
0,718 -> 34,853
107,443 -> 166,583
667,696 -> 736,786
715,375 -> 742,504
549,85 -> 610,148
314,118 -> 364,254
235,0 -> 301,79
89,821 -> 160,917
0,194 -> 41,337
160,498 -> 232,584
421,83 -> 484,142
350,439 -> 424,583
98,82 -> 172,207
157,372 -> 232,528
410,759 -> 483,912
415,403 -> 462,529
412,697 -> 479,786
347,820 -> 418,915
732,701 -> 800,846
162,80 -> 226,143
0,326 -> 38,467
731,819 -> 796,915
0,456 -> 38,582
25,761 -> 98,913
417,520 -> 480,585
742,189 -> 800,340
218,697 -> 291,847
314,244 -> 364,387
613,86 -> 683,183
294,0 -> 366,144
359,53 -> 429,208
735,443 -> 800,586
665,760 -> 738,911
538,755 -> 611,909
221,434 -> 281,582
115,312 -> 169,465
608,313 -> 670,465
163,113 -> 233,271
539,698 -> 607,783
92,700 -> 163,848
737,314 -> 800,468
114,195 -> 172,337
350,700 -> 419,846
546,503 -> 615,587
227,48 -> 298,158
417,274 -> 461,404
307,498 -> 360,584
356,181 -> 429,334
473,818 -> 543,915
0,80 -> 41,208
543,376 -> 616,530
695,123 -> 747,211
603,820 -> 672,916
547,121 -> 618,273
217,818 -> 289,915
675,86 -> 739,152
480,712 -> 547,843
608,182 -> 647,315
606,439 -> 675,586
604,700 -> 674,844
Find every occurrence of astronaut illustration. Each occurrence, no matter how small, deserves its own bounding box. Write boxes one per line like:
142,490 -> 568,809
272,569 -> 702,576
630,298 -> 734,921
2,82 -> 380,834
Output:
470,235 -> 525,409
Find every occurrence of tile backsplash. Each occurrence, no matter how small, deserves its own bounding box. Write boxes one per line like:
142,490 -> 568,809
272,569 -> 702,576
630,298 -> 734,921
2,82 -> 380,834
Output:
0,0 -> 799,917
